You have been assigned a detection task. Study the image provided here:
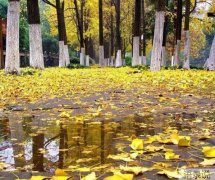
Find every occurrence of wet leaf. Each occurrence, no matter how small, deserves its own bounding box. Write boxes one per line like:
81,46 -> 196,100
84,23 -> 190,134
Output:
130,139 -> 144,150
202,147 -> 215,158
52,176 -> 70,180
30,176 -> 48,180
104,173 -> 133,180
55,169 -> 68,176
178,136 -> 191,147
108,153 -> 133,162
81,172 -> 96,180
119,165 -> 150,175
157,170 -> 183,179
165,150 -> 180,160
200,158 -> 215,166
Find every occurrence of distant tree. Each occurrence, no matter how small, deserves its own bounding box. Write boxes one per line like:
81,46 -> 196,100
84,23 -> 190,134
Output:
5,0 -> 20,74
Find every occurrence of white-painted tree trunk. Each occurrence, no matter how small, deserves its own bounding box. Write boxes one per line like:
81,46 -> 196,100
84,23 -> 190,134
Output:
5,1 -> 20,74
85,55 -> 89,66
99,46 -> 105,67
29,24 -> 44,69
206,35 -> 215,70
64,44 -> 70,66
174,40 -> 180,66
183,31 -> 190,69
59,41 -> 66,67
132,36 -> 140,66
171,56 -> 174,66
115,50 -> 122,67
80,47 -> 85,66
150,11 -> 165,71
161,46 -> 166,67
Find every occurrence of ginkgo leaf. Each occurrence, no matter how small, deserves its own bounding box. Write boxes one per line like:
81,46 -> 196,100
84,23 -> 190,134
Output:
157,170 -> 183,179
59,112 -> 70,118
108,153 -> 133,162
178,136 -> 191,147
165,151 -> 180,160
81,172 -> 96,180
130,139 -> 144,150
30,176 -> 48,180
145,145 -> 164,152
52,176 -> 69,180
104,173 -> 133,180
119,165 -> 150,175
202,146 -> 215,158
200,158 -> 215,166
55,168 -> 68,176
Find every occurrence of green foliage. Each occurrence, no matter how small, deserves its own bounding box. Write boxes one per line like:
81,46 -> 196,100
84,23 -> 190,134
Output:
125,56 -> 132,66
0,0 -> 7,18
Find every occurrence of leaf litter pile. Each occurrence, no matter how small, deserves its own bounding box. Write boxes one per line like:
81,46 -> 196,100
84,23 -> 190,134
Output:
0,67 -> 214,179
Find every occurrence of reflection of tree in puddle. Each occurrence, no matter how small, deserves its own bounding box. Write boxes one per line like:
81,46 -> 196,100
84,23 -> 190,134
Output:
8,115 -> 26,168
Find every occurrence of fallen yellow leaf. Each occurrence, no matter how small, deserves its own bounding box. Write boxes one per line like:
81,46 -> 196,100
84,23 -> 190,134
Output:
200,158 -> 215,166
119,165 -> 150,175
55,168 -> 68,176
104,173 -> 133,180
202,146 -> 215,158
30,176 -> 48,180
157,170 -> 183,179
178,136 -> 191,147
130,139 -> 144,150
81,172 -> 96,180
165,150 -> 180,160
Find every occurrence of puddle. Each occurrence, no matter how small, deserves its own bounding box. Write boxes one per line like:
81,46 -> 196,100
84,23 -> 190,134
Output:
0,114 -> 158,172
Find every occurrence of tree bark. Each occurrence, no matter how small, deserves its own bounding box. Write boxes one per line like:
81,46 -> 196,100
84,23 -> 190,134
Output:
132,0 -> 141,66
174,0 -> 182,67
150,0 -> 165,71
141,0 -> 146,65
27,0 -> 44,69
115,0 -> 122,67
183,0 -> 191,69
0,18 -> 4,69
99,0 -> 105,66
5,0 -> 20,74
206,36 -> 215,70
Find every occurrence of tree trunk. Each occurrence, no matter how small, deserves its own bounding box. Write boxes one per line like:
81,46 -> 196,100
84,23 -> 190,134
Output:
80,47 -> 85,65
174,0 -> 182,67
132,0 -> 141,66
150,0 -> 165,71
206,36 -> 215,70
115,0 -> 122,67
183,0 -> 191,69
56,0 -> 65,67
61,1 -> 70,66
161,0 -> 169,67
141,0 -> 146,65
0,18 -> 4,69
27,0 -> 44,69
99,0 -> 104,66
5,0 -> 20,74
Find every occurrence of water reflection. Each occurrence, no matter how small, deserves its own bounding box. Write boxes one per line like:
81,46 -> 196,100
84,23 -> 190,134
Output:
0,115 -> 155,172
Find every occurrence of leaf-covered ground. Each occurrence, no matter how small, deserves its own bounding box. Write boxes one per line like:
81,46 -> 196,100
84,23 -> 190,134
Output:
0,67 -> 215,179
